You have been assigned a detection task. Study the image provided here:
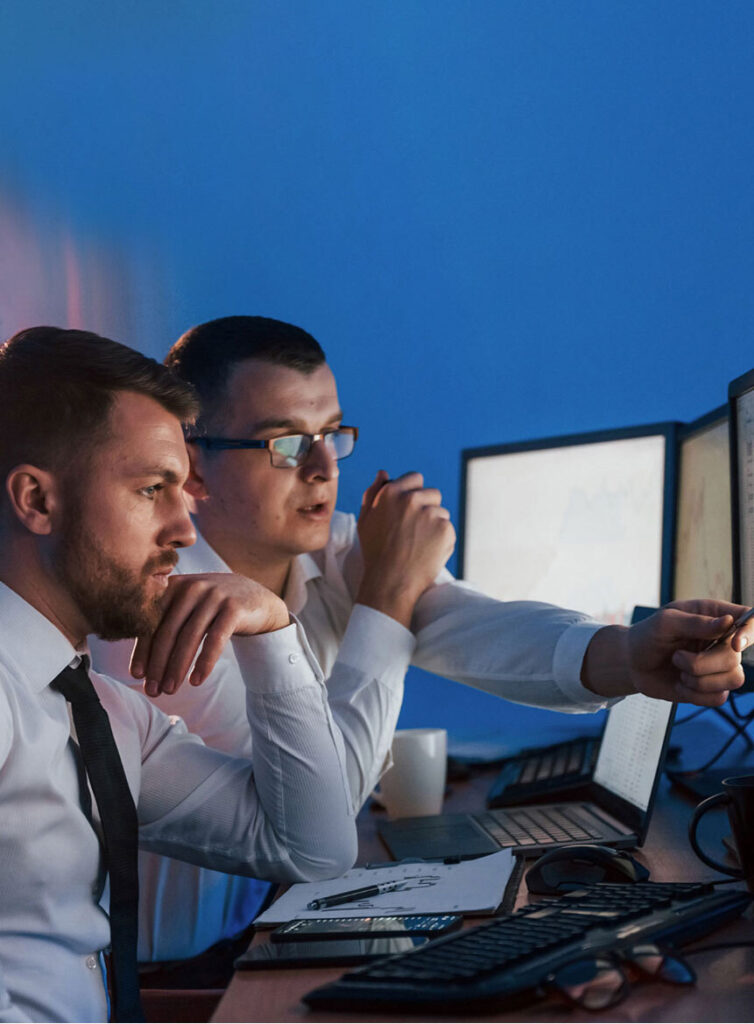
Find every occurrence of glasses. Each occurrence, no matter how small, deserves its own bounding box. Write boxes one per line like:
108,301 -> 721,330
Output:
188,426 -> 358,469
545,943 -> 695,1011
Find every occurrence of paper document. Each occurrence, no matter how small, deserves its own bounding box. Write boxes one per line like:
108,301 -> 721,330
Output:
255,848 -> 514,925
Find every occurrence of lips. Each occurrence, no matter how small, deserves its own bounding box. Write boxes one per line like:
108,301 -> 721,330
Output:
298,500 -> 330,517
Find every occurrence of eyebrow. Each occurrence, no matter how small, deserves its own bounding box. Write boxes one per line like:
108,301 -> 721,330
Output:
250,410 -> 344,435
131,467 -> 184,484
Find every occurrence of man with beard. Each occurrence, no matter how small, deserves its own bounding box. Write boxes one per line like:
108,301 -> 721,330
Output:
0,326 -> 363,1024
91,315 -> 752,982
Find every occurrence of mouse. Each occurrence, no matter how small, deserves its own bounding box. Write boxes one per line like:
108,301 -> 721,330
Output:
525,844 -> 650,895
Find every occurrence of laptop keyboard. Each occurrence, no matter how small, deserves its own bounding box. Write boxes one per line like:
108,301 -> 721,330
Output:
479,805 -> 603,848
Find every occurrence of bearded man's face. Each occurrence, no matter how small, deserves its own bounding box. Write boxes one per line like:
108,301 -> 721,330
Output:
50,391 -> 195,641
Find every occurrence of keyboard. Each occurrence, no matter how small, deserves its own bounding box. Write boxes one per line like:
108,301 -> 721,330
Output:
478,804 -> 604,848
304,882 -> 751,1014
487,736 -> 599,807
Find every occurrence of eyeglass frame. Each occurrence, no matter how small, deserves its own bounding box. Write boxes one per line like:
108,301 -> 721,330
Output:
543,942 -> 696,1012
186,425 -> 359,468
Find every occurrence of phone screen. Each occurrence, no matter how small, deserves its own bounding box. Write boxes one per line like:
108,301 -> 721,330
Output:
235,936 -> 429,969
271,913 -> 462,941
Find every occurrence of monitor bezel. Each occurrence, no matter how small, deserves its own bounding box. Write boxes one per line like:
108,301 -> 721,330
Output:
728,368 -> 754,605
458,421 -> 680,606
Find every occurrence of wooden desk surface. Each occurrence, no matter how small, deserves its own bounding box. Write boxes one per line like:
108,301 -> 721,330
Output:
213,771 -> 754,1023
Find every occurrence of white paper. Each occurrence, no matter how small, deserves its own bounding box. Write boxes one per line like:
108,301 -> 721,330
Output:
255,848 -> 515,925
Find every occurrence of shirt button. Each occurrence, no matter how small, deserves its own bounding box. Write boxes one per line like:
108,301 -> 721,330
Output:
288,653 -> 300,665
85,955 -> 98,970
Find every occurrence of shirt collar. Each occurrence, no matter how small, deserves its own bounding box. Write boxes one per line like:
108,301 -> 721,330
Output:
283,552 -> 322,615
176,527 -> 323,616
0,582 -> 80,693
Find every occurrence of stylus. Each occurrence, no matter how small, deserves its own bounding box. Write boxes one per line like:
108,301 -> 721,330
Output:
306,881 -> 405,910
702,606 -> 754,652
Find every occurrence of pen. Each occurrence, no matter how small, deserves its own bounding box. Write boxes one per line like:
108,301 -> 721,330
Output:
702,607 -> 754,652
306,881 -> 405,910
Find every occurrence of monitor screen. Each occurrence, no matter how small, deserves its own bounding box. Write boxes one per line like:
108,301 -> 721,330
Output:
592,693 -> 674,811
672,407 -> 732,602
460,425 -> 676,625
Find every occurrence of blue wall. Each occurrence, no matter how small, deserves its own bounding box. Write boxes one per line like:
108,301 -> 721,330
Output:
1,1 -> 752,744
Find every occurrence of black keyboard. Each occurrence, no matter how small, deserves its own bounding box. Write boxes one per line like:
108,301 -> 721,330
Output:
487,736 -> 599,807
304,882 -> 751,1014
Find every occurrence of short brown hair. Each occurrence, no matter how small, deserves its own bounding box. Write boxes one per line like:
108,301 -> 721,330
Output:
0,326 -> 198,480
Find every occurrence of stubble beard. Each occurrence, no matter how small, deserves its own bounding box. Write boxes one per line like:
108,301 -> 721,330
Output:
57,517 -> 176,641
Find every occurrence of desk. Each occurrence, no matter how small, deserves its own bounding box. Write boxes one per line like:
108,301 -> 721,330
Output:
211,768 -> 754,1023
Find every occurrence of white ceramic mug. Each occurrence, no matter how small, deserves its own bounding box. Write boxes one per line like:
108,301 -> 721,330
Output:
376,728 -> 448,818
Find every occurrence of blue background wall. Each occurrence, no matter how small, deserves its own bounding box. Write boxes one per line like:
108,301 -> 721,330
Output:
1,1 -> 752,746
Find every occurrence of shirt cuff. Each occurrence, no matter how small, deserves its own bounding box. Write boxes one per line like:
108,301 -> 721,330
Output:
338,604 -> 417,682
552,620 -> 620,710
231,619 -> 324,695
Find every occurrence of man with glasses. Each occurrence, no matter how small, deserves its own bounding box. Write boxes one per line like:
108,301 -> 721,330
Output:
92,314 -> 750,981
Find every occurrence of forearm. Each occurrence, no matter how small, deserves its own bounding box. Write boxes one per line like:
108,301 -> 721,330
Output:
0,975 -> 32,1024
355,576 -> 422,630
326,604 -> 413,807
137,622 -> 358,882
412,580 -> 611,712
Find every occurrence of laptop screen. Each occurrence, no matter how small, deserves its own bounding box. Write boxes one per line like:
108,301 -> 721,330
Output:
592,694 -> 674,811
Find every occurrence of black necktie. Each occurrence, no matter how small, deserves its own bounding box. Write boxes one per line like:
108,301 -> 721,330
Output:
52,657 -> 144,1023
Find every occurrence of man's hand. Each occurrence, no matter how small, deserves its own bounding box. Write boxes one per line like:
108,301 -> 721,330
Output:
130,573 -> 290,697
356,470 -> 456,629
582,600 -> 752,706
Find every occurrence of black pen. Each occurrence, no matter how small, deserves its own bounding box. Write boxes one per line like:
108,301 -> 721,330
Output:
306,881 -> 404,911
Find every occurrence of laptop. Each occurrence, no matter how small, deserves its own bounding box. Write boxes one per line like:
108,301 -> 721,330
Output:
486,606 -> 660,809
379,692 -> 676,860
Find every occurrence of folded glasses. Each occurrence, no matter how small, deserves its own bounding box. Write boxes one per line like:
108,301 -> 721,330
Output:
544,942 -> 695,1011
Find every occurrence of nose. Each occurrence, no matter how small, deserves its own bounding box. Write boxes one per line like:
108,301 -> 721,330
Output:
158,489 -> 197,549
300,437 -> 339,482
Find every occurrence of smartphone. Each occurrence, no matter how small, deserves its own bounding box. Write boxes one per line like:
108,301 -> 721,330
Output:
235,935 -> 430,969
271,913 -> 462,941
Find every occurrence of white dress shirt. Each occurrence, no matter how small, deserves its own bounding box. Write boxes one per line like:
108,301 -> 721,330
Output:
91,511 -> 607,962
0,583 -> 358,1024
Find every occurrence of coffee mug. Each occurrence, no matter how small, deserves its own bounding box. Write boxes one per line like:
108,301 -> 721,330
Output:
688,774 -> 754,891
374,728 -> 448,818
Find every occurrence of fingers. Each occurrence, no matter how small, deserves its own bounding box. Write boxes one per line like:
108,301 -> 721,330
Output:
674,683 -> 730,708
373,472 -> 425,504
661,609 -> 733,641
670,598 -> 749,619
134,574 -> 289,697
733,628 -> 753,653
142,580 -> 217,695
361,470 -> 389,512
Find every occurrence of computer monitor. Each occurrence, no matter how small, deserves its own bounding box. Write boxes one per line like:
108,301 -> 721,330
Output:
672,405 -> 732,602
459,423 -> 678,625
729,369 -> 754,664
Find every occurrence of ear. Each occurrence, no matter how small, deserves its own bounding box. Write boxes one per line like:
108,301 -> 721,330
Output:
183,442 -> 209,501
5,464 -> 61,535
